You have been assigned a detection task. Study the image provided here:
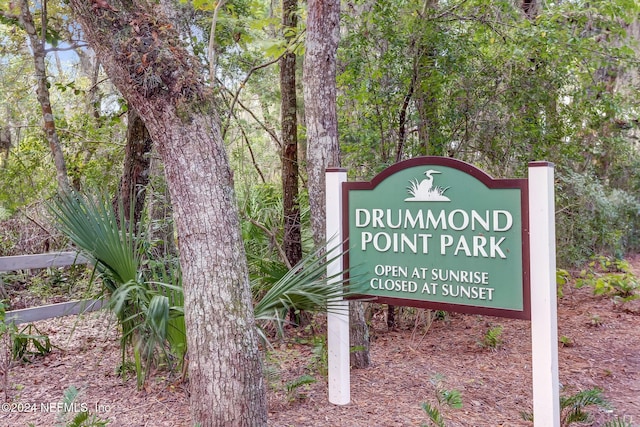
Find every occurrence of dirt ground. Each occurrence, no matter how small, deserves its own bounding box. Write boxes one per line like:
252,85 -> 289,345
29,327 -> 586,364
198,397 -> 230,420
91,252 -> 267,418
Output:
1,259 -> 639,427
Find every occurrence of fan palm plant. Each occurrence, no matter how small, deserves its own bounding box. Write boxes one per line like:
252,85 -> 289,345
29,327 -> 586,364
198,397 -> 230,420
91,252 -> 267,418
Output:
253,243 -> 363,342
51,191 -> 364,384
50,191 -> 186,387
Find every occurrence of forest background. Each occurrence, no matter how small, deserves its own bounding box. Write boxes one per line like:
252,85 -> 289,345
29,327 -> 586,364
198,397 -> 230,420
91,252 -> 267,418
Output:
0,0 -> 639,426
1,0 -> 639,264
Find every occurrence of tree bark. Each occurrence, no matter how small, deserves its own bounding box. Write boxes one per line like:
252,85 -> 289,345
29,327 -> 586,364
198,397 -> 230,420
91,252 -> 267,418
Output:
415,48 -> 444,157
395,51 -> 417,162
521,0 -> 540,20
350,297 -> 371,367
146,148 -> 177,260
67,1 -> 267,425
304,0 -> 370,368
114,108 -> 153,232
17,0 -> 71,193
303,0 -> 341,247
281,0 -> 302,270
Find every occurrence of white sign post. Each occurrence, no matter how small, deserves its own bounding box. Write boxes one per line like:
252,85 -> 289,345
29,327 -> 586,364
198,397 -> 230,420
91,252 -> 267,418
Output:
528,161 -> 560,427
326,168 -> 350,405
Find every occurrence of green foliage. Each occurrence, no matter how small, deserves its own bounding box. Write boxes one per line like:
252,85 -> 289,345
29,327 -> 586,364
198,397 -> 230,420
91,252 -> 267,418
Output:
421,402 -> 446,427
337,0 -> 640,264
522,387 -> 613,426
421,375 -> 463,427
556,171 -> 640,265
50,190 -> 361,387
56,386 -> 109,427
0,301 -> 54,402
0,300 -> 18,403
559,335 -> 574,348
0,301 -> 51,363
0,42 -> 124,212
239,183 -> 288,279
263,331 -> 328,405
478,325 -> 503,350
12,323 -> 52,362
0,300 -> 17,400
309,334 -> 328,378
560,387 -> 610,426
49,192 -> 186,388
253,243 -> 365,342
0,300 -> 13,334
285,374 -> 316,402
557,268 -> 571,298
575,256 -> 640,304
0,264 -> 96,306
0,133 -> 59,210
238,183 -> 313,280
604,416 -> 636,427
589,314 -> 603,327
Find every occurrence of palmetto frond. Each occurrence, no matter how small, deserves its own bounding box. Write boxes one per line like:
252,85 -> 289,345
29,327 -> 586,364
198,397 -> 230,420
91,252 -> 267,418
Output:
51,191 -> 363,372
50,191 -> 141,290
49,191 -> 186,387
253,242 -> 366,340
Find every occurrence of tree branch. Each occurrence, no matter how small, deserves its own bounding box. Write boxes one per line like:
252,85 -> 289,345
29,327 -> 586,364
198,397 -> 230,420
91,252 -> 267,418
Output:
247,218 -> 292,270
0,10 -> 19,21
221,29 -> 306,139
45,43 -> 89,53
207,0 -> 226,82
238,122 -> 267,184
218,81 -> 282,147
41,0 -> 47,46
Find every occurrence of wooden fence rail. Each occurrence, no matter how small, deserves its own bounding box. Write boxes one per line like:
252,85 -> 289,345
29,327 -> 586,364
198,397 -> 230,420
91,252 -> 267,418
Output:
0,251 -> 89,271
0,251 -> 104,324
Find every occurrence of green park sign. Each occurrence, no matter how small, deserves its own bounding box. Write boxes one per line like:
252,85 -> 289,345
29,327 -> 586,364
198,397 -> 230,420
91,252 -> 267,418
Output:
330,159 -> 559,423
343,157 -> 531,319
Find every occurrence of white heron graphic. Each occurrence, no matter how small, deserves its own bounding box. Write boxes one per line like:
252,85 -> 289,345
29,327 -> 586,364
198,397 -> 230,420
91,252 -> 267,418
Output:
405,169 -> 451,202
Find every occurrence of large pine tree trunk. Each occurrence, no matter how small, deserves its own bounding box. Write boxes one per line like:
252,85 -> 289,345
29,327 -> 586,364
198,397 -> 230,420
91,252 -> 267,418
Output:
67,1 -> 267,425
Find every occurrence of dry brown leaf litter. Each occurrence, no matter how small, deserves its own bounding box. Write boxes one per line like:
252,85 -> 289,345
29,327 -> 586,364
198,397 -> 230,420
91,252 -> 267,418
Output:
1,260 -> 639,427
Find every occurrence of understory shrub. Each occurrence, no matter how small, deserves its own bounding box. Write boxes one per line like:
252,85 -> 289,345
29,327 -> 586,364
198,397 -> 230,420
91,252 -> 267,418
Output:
50,192 -> 186,389
50,191 -> 361,388
575,256 -> 639,305
556,170 -> 640,266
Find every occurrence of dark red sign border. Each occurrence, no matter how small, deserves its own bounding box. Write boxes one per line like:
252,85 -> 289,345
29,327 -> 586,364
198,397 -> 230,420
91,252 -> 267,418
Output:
342,156 -> 531,320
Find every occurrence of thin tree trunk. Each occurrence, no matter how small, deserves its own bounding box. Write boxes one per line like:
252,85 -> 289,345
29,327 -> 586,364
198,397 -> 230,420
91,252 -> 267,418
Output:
17,0 -> 70,193
281,0 -> 303,323
281,0 -> 302,269
207,0 -> 226,82
387,305 -> 396,329
304,0 -> 341,248
304,0 -> 370,368
68,1 -> 267,425
114,108 -> 153,232
146,149 -> 177,259
350,298 -> 370,367
415,47 -> 443,156
396,52 -> 417,162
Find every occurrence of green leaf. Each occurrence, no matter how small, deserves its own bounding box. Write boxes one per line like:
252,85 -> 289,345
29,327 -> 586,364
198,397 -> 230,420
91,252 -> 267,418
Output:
253,240 -> 367,341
